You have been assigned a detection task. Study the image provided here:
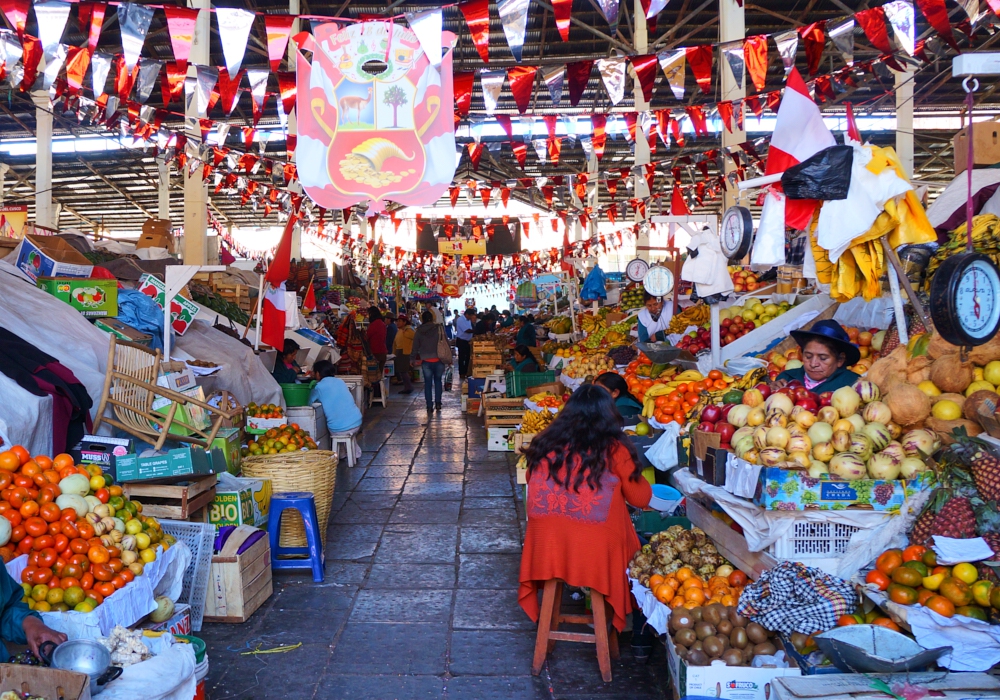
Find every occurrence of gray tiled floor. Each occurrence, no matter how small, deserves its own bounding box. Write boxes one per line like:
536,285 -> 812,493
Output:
202,379 -> 671,699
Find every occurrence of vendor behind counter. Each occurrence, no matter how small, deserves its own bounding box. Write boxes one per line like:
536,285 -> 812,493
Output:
636,291 -> 671,343
272,339 -> 303,384
772,320 -> 861,393
507,344 -> 540,373
594,372 -> 643,420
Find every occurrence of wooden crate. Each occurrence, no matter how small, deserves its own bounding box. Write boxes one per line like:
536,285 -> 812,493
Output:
214,282 -> 252,312
123,474 -> 218,519
203,525 -> 273,623
513,432 -> 534,455
484,397 -> 524,427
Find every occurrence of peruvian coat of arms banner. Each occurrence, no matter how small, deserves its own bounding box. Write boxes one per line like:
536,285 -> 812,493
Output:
295,22 -> 457,212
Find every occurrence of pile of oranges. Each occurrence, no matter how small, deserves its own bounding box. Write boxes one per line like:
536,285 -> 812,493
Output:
0,445 -> 170,614
861,544 -> 997,620
649,567 -> 748,610
246,403 -> 284,419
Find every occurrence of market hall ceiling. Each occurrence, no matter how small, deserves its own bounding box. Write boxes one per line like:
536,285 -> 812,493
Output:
0,0 -> 992,234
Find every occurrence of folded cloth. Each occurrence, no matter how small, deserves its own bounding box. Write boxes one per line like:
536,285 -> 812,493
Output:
931,535 -> 995,565
737,561 -> 857,635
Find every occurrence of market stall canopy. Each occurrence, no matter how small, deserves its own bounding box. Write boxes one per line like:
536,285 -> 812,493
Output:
925,169 -> 1000,233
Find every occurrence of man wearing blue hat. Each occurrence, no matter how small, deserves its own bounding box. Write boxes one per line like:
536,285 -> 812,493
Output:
772,320 -> 862,393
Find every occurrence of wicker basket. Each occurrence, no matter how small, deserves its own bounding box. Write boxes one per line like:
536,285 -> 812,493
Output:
242,450 -> 337,548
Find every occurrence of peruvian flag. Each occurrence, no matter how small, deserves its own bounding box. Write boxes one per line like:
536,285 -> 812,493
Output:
261,216 -> 297,350
302,280 -> 316,312
765,68 -> 836,230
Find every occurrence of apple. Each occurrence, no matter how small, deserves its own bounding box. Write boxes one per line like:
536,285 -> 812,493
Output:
716,423 -> 736,442
818,391 -> 833,407
719,442 -> 731,451
755,383 -> 772,399
795,398 -> 819,412
720,403 -> 735,420
701,405 -> 723,423
785,348 -> 802,361
724,334 -> 734,344
769,370 -> 779,380
698,422 -> 715,433
787,380 -> 804,389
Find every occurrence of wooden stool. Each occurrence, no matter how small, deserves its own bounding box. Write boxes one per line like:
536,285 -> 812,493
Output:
531,579 -> 619,682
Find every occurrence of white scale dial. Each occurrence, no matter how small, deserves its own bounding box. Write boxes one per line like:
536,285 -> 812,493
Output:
956,258 -> 1000,340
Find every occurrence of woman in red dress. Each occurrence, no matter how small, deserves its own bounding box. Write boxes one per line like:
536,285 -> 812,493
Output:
519,384 -> 654,658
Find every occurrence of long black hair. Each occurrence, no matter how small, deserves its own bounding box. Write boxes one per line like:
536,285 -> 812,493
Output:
594,372 -> 640,406
368,306 -> 383,323
524,383 -> 642,492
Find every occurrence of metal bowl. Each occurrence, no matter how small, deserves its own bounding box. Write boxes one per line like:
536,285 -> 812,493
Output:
50,639 -> 111,676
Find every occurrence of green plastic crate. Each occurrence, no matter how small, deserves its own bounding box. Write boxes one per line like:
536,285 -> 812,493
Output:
630,513 -> 690,538
280,382 -> 314,407
505,370 -> 556,397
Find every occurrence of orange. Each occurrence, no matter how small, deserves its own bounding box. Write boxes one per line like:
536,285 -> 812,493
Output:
917,588 -> 936,605
654,583 -> 675,604
721,594 -> 736,607
837,614 -> 861,626
647,574 -> 665,590
887,583 -> 918,605
729,571 -> 748,587
871,617 -> 901,632
10,446 -> 29,467
0,452 -> 19,472
87,545 -> 110,565
683,588 -> 706,605
668,597 -> 686,610
52,454 -> 74,471
939,578 -> 973,607
876,550 -> 904,576
675,567 -> 694,582
902,545 -> 927,562
665,577 -> 681,591
865,570 -> 890,591
681,577 -> 704,591
925,595 -> 955,617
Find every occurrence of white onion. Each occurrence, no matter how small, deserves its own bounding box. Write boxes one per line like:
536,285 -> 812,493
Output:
867,453 -> 901,480
831,386 -> 862,417
862,401 -> 893,425
829,452 -> 867,479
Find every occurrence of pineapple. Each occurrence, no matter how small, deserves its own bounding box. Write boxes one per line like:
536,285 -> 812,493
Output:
881,306 -> 927,356
970,448 -> 1000,503
910,508 -> 937,547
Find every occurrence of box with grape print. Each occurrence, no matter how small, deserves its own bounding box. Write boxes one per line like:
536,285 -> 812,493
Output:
753,468 -> 933,512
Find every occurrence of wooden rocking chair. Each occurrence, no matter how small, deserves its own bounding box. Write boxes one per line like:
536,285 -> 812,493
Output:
92,336 -> 237,451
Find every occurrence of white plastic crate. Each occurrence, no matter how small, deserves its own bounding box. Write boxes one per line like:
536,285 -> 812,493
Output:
769,520 -> 862,559
161,519 -> 216,632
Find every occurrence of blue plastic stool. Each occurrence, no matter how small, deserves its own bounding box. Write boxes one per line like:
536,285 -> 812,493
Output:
267,492 -> 324,582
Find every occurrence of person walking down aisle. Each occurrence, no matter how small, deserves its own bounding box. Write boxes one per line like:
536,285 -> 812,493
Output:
455,307 -> 475,379
367,306 -> 388,375
413,310 -> 445,411
519,384 -> 655,659
393,314 -> 415,394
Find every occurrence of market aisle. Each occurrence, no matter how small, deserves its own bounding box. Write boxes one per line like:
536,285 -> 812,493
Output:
199,380 -> 672,699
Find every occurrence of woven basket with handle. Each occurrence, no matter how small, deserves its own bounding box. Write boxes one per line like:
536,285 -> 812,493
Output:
242,450 -> 337,548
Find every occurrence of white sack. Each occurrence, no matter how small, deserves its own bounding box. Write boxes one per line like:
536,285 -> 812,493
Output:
751,190 -> 786,269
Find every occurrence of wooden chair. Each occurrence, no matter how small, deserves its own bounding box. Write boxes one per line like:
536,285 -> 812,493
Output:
531,579 -> 619,683
92,336 -> 237,451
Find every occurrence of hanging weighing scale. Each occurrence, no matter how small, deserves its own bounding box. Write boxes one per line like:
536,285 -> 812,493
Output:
929,74 -> 1000,347
720,205 -> 754,262
625,258 -> 650,283
643,265 -> 674,298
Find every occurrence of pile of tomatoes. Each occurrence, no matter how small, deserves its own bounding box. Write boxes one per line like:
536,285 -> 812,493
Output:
0,446 -> 168,614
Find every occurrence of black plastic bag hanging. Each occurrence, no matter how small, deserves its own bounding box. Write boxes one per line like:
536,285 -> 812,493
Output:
781,145 -> 853,201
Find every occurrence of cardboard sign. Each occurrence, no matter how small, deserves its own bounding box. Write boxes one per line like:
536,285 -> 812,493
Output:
14,234 -> 94,282
37,277 -> 119,317
0,204 -> 28,238
438,239 -> 486,256
137,273 -> 200,335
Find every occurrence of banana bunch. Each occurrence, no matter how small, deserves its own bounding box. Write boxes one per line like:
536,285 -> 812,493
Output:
522,409 -> 554,434
733,367 -> 767,390
668,304 -> 710,334
927,214 -> 1000,283
579,315 -> 607,333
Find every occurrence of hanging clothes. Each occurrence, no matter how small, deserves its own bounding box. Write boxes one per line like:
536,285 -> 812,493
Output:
0,328 -> 93,454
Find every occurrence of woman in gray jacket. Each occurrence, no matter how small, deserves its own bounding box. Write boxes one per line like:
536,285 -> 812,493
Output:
412,310 -> 447,411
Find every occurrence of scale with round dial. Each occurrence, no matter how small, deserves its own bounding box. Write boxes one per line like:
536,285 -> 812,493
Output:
643,265 -> 674,298
625,258 -> 649,283
720,206 -> 754,262
930,253 -> 1000,347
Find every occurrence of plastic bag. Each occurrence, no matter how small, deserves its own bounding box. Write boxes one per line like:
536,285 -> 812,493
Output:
781,145 -> 854,201
580,264 -> 607,300
645,422 -> 680,471
751,189 -> 786,268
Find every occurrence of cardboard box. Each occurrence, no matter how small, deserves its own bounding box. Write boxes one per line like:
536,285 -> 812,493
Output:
525,381 -> 562,397
246,416 -> 287,434
141,602 -> 191,635
203,525 -> 273,623
692,429 -> 722,461
487,427 -> 516,452
954,120 -> 1000,174
114,446 -> 226,483
94,317 -> 152,345
136,218 -> 175,252
211,427 -> 243,475
136,273 -> 200,335
37,277 -> 118,317
665,632 -> 800,700
285,405 -> 327,441
753,468 -> 933,512
208,474 -> 271,529
152,385 -> 211,437
14,234 -> 94,282
71,435 -> 134,478
158,365 -> 197,393
0,665 -> 92,700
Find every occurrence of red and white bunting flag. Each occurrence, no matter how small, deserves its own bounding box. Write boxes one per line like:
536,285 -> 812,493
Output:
264,15 -> 295,72
216,7 -> 256,76
78,2 -> 106,54
459,0 -> 490,63
262,215 -> 297,350
302,280 -> 316,312
765,68 -> 836,229
163,6 -> 199,69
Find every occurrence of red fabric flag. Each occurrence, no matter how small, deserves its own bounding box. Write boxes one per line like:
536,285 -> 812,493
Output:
454,71 -> 474,117
744,35 -> 768,92
914,0 -> 960,51
686,45 -> 713,93
629,54 -> 659,103
855,8 -> 892,53
553,0 -> 571,41
262,215 -> 298,350
65,47 -> 91,92
277,71 -> 297,116
495,113 -> 513,140
845,101 -> 862,143
567,60 -> 593,106
0,0 -> 28,38
508,65 -> 538,114
591,114 -> 607,160
460,0 -> 490,63
264,15 -> 296,72
685,106 -> 708,137
511,141 -> 527,168
162,62 -> 186,105
798,21 -> 826,75
217,68 -> 244,115
78,2 -> 107,54
670,186 -> 690,215
302,281 -> 316,312
163,6 -> 200,70
717,101 -> 733,133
